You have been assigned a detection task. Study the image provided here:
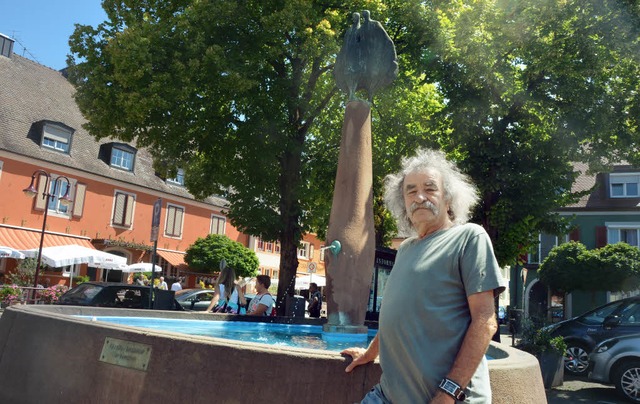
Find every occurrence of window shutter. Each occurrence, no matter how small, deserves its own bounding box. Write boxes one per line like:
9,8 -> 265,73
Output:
175,208 -> 183,236
166,206 -> 176,235
34,174 -> 48,211
595,226 -> 608,247
72,183 -> 86,217
309,244 -> 314,260
113,193 -> 125,224
124,195 -> 135,226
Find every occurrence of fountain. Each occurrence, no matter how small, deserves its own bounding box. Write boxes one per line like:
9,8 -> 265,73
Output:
0,11 -> 546,404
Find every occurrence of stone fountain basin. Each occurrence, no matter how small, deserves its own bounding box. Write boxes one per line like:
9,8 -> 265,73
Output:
0,305 -> 546,403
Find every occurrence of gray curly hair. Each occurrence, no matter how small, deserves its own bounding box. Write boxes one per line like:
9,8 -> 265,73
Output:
383,148 -> 480,235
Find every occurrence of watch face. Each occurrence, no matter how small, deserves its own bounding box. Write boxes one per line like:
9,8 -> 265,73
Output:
441,379 -> 458,394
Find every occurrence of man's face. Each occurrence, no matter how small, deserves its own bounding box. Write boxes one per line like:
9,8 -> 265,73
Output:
403,169 -> 450,232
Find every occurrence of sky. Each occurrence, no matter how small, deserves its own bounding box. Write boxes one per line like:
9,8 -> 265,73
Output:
0,0 -> 107,71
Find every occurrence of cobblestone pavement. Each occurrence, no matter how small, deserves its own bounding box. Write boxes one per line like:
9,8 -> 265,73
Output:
546,375 -> 627,403
498,330 -> 626,404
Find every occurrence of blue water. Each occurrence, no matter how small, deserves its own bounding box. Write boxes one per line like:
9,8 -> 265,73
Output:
77,316 -> 376,352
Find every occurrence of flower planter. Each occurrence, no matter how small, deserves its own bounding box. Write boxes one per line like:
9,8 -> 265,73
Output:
537,350 -> 564,388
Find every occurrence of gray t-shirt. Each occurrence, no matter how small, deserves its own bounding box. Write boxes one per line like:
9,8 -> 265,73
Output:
379,223 -> 506,403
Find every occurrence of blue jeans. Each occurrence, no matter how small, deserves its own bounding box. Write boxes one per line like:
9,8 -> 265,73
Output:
361,384 -> 392,404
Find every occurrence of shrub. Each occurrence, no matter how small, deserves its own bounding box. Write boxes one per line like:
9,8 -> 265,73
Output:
517,318 -> 567,356
40,284 -> 69,304
0,284 -> 23,306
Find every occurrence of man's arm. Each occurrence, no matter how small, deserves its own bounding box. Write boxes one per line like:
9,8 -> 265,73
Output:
431,290 -> 498,404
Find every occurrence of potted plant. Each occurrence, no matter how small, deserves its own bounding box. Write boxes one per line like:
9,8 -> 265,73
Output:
517,319 -> 567,388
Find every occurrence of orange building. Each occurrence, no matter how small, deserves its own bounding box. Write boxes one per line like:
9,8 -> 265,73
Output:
0,35 -> 245,287
0,34 -> 323,289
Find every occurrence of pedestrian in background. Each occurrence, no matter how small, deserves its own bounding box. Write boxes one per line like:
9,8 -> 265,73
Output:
307,282 -> 322,318
247,275 -> 274,316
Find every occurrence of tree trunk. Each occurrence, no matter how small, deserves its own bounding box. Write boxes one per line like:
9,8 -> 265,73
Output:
275,145 -> 303,315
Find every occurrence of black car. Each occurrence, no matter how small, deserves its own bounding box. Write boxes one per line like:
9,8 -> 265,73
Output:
57,282 -> 184,311
547,296 -> 640,376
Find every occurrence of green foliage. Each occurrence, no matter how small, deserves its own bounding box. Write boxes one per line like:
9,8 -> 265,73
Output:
426,0 -> 640,265
517,318 -> 567,356
73,275 -> 90,285
539,241 -> 640,293
184,234 -> 259,278
6,258 -> 38,287
67,0 -> 640,301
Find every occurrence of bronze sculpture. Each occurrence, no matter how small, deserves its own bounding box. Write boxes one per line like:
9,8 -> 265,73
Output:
333,10 -> 398,102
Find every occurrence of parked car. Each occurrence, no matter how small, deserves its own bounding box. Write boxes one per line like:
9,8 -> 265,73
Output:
546,296 -> 640,376
497,306 -> 507,325
175,288 -> 217,311
57,282 -> 184,311
588,334 -> 640,403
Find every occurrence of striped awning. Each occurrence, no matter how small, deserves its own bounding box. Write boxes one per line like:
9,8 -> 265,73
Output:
156,249 -> 187,268
0,225 -> 95,251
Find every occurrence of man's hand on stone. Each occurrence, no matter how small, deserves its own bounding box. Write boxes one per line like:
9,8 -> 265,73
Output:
341,347 -> 374,372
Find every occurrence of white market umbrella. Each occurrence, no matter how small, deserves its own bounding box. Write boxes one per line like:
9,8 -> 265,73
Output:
21,245 -> 127,270
0,246 -> 25,259
122,263 -> 162,273
295,274 -> 326,289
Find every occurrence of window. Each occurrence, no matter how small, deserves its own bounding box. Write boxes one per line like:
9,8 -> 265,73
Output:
110,147 -> 134,171
0,34 -> 14,58
298,241 -> 310,259
607,223 -> 640,248
47,178 -> 71,215
112,191 -> 135,227
42,124 -> 72,154
256,239 -> 264,251
610,173 -> 640,198
210,215 -> 226,235
265,241 -> 273,252
165,204 -> 184,238
274,241 -> 281,254
31,175 -> 78,217
528,233 -> 558,264
167,169 -> 185,186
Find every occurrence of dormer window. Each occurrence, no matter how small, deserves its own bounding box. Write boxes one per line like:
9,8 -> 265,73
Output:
167,168 -> 185,186
610,173 -> 640,198
41,123 -> 73,154
110,144 -> 136,171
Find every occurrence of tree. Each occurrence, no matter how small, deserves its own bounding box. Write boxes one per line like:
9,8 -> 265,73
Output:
67,0 -> 640,310
184,234 -> 259,279
539,241 -> 640,301
67,0 -> 438,312
538,241 -> 592,293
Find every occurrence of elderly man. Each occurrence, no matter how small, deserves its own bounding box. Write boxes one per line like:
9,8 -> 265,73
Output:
342,148 -> 506,403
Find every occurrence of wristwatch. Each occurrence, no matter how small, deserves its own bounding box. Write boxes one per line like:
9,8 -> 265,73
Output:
438,377 -> 467,401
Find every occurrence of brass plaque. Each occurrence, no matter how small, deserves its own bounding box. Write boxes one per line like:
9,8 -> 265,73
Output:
99,337 -> 152,371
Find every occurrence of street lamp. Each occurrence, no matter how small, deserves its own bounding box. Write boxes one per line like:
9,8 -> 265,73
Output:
23,170 -> 73,299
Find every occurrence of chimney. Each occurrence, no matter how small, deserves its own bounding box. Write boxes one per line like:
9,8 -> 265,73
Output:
0,33 -> 15,58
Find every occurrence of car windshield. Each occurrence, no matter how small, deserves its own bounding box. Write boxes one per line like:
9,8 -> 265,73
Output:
579,301 -> 625,326
60,283 -> 104,303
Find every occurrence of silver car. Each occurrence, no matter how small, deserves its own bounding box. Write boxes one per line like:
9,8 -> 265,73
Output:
588,334 -> 640,403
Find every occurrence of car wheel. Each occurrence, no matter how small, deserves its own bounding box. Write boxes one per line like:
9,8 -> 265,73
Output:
613,360 -> 640,403
564,343 -> 590,376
